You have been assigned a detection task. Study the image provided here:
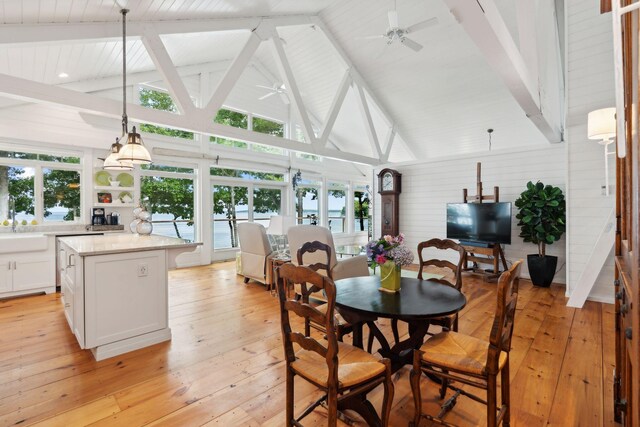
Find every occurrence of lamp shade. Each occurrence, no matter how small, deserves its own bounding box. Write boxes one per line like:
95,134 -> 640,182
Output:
103,139 -> 133,171
587,108 -> 616,143
118,126 -> 152,164
267,215 -> 295,235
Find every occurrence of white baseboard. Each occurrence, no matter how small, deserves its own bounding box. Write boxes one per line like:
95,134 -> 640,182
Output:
90,328 -> 171,361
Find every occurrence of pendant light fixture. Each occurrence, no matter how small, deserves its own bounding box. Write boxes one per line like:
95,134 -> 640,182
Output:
103,137 -> 133,171
115,8 -> 152,165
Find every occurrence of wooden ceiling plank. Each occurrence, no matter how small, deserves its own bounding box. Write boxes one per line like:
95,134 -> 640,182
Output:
141,26 -> 196,115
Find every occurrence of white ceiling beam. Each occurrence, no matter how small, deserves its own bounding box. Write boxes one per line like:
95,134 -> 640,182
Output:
203,31 -> 263,120
516,0 -> 539,87
311,16 -> 419,160
141,27 -> 195,115
355,83 -> 383,159
319,70 -> 351,148
444,0 -> 563,143
382,126 -> 396,163
0,71 -> 379,165
268,27 -> 317,146
0,15 -> 315,45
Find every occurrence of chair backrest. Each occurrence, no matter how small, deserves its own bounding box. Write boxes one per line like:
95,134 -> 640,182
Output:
417,238 -> 466,289
288,225 -> 338,269
487,259 -> 523,373
276,263 -> 339,380
237,222 -> 272,256
297,240 -> 333,279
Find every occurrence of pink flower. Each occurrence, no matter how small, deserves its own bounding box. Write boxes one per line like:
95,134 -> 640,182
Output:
397,233 -> 405,244
375,254 -> 387,265
383,235 -> 393,243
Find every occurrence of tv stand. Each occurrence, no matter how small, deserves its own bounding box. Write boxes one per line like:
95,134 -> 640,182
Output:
461,242 -> 508,281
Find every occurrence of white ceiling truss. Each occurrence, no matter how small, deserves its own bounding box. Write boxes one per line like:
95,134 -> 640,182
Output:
443,0 -> 564,143
0,14 -> 412,166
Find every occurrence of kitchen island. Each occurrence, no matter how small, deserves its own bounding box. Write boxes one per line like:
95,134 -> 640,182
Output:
58,234 -> 201,361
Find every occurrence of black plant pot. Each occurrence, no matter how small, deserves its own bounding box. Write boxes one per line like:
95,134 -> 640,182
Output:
527,254 -> 558,287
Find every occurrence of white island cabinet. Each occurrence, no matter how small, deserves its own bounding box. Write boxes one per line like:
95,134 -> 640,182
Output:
58,234 -> 200,361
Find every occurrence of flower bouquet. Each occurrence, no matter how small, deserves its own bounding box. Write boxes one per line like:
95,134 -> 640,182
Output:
366,234 -> 414,292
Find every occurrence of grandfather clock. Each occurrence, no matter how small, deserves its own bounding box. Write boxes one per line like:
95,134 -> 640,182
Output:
377,168 -> 401,236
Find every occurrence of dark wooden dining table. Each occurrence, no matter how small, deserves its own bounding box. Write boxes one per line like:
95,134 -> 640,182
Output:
334,275 -> 467,372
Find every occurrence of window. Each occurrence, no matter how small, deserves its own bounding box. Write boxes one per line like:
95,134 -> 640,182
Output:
327,183 -> 346,234
43,169 -> 80,222
211,167 -> 284,250
253,116 -> 284,137
211,108 -> 248,148
353,184 -> 370,236
0,148 -> 82,224
295,179 -> 320,225
139,87 -> 194,140
140,164 -> 195,242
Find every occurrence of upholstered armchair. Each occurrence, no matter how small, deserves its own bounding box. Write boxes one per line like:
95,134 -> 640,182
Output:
237,222 -> 274,286
287,225 -> 369,280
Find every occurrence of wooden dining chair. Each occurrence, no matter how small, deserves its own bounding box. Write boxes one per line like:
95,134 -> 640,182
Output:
276,263 -> 394,426
297,241 -> 354,341
386,238 -> 466,348
409,259 -> 523,427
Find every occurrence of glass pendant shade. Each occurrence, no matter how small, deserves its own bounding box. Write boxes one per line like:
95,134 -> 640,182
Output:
103,139 -> 133,171
118,126 -> 152,164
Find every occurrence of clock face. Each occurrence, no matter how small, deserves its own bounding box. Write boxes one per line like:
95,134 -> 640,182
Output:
382,172 -> 393,191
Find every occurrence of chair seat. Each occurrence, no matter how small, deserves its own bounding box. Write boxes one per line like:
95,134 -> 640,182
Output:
420,331 -> 507,376
292,341 -> 386,389
315,303 -> 349,327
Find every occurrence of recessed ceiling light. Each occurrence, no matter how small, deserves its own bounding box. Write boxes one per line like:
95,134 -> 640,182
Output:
58,72 -> 69,78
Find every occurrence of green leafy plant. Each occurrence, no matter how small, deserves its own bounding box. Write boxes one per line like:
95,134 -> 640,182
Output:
514,181 -> 566,257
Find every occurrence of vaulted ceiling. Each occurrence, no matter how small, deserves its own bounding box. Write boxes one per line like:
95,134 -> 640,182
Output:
0,0 -> 562,163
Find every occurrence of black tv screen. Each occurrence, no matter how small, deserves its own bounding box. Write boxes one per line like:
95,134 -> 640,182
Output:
446,202 -> 512,245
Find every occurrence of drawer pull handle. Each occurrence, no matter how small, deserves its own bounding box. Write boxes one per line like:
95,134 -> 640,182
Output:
64,303 -> 70,308
625,327 -> 632,340
621,303 -> 629,315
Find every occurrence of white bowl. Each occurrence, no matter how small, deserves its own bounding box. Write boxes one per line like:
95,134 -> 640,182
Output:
109,180 -> 120,187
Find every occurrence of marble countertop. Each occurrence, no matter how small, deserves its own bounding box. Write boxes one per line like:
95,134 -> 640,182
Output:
58,234 -> 202,256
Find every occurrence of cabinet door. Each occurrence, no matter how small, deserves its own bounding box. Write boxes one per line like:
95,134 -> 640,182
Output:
0,260 -> 11,293
13,259 -> 54,291
61,279 -> 74,330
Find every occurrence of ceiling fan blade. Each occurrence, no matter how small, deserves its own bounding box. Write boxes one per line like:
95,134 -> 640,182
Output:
400,37 -> 423,52
388,10 -> 399,29
258,92 -> 276,100
406,17 -> 438,34
256,84 -> 277,90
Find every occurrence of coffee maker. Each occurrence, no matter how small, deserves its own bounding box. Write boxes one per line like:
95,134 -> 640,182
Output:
91,208 -> 106,226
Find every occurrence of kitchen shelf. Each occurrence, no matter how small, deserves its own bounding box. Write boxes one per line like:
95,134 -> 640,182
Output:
93,203 -> 135,208
94,186 -> 135,191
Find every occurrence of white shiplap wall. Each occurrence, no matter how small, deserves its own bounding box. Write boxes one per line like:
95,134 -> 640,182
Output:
565,0 -> 615,303
374,145 -> 567,283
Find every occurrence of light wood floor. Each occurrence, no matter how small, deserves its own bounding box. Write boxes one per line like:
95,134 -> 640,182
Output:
0,262 -> 616,426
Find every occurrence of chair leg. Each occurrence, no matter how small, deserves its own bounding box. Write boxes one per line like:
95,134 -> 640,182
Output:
381,359 -> 394,426
501,360 -> 511,427
337,326 -> 344,342
367,328 -> 374,353
391,319 -> 400,344
286,368 -> 295,426
327,388 -> 338,427
304,319 -> 311,337
439,369 -> 449,399
487,373 -> 497,427
452,314 -> 459,332
409,350 -> 423,427
243,276 -> 250,283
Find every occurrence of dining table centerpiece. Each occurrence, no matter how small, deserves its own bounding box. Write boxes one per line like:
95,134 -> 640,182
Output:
366,233 -> 414,292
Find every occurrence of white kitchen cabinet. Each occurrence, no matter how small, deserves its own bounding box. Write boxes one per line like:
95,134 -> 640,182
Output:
0,253 -> 54,298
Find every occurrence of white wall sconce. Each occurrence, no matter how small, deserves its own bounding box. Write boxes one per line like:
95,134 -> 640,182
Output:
587,107 -> 616,196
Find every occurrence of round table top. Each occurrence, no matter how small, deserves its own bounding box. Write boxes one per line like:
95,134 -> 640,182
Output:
334,275 -> 467,321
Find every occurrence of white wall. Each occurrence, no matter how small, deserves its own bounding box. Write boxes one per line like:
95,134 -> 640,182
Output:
374,145 -> 567,283
565,0 -> 615,303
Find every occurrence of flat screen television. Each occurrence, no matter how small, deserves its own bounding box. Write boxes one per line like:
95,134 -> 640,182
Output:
446,202 -> 512,245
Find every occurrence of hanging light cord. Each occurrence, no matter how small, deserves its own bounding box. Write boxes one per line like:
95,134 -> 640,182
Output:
121,8 -> 129,138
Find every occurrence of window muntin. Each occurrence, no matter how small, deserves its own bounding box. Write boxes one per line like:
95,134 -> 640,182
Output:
327,183 -> 346,234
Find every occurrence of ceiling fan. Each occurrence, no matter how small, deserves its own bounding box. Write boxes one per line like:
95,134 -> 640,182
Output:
360,1 -> 438,52
256,83 -> 290,104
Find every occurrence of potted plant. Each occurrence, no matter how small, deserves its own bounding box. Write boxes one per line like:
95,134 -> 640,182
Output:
514,181 -> 566,287
365,234 -> 414,292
